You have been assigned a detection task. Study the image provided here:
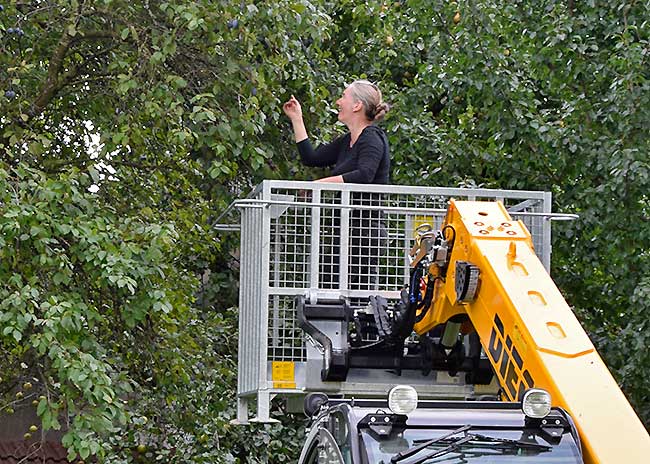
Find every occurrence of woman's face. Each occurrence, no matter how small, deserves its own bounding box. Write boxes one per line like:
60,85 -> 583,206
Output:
336,86 -> 360,124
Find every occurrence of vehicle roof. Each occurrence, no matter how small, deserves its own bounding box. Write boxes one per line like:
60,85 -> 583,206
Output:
329,400 -> 534,429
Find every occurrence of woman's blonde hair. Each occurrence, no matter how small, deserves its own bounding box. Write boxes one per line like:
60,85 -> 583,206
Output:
348,80 -> 390,122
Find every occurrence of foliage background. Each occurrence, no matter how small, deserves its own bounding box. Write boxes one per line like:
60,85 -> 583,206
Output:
1,0 -> 648,462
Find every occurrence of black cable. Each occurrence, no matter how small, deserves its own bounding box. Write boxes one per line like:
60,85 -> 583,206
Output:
442,224 -> 456,248
415,276 -> 441,323
408,265 -> 423,305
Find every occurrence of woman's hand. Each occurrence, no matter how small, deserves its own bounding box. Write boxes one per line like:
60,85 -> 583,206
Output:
315,175 -> 344,183
283,95 -> 308,142
282,95 -> 303,121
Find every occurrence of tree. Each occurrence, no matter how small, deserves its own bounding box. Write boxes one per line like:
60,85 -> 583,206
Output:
2,0 -> 321,461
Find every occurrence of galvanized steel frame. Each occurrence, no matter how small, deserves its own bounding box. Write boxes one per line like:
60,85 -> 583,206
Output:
231,181 -> 557,423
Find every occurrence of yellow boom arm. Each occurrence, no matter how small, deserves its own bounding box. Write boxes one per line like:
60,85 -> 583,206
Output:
413,200 -> 650,464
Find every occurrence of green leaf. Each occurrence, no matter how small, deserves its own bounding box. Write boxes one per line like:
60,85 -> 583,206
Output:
151,51 -> 164,63
79,444 -> 90,460
37,399 -> 48,416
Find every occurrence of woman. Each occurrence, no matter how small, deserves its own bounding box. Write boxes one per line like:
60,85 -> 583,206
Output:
282,80 -> 391,184
283,81 -> 391,289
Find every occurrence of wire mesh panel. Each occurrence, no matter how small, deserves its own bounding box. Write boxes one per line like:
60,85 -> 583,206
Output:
268,196 -> 311,288
268,295 -> 306,362
229,181 -> 556,423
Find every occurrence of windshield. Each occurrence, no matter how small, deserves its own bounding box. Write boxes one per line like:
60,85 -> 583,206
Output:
361,428 -> 582,463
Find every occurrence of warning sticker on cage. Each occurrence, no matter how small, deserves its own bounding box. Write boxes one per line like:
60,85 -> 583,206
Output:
272,361 -> 296,389
413,215 -> 435,237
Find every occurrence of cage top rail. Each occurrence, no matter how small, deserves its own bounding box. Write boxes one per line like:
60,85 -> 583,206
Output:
246,179 -> 552,196
214,198 -> 578,231
212,180 -> 561,228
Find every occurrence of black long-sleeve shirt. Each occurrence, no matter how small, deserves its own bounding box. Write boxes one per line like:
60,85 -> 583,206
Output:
297,125 -> 390,184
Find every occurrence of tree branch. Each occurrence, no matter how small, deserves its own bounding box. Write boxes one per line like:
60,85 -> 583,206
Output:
29,30 -> 74,117
29,31 -> 116,118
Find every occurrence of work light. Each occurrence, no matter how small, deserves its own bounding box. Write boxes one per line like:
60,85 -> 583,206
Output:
522,388 -> 552,419
388,385 -> 418,415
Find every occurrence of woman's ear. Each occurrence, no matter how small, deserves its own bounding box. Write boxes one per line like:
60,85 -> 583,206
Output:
352,101 -> 363,112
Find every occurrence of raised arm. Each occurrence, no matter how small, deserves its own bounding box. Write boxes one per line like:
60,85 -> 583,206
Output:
282,95 -> 308,142
284,95 -> 345,169
297,136 -> 345,168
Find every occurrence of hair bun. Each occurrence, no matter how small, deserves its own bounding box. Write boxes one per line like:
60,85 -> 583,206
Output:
373,102 -> 390,121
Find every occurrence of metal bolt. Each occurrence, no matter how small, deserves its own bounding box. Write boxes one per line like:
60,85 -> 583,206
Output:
506,230 -> 516,235
474,221 -> 484,226
384,417 -> 390,422
542,419 -> 547,425
555,419 -> 561,425
370,417 -> 376,423
479,229 -> 489,234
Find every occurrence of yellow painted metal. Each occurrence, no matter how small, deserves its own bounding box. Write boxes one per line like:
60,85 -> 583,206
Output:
271,361 -> 296,389
414,200 -> 650,464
